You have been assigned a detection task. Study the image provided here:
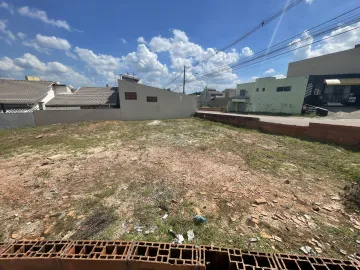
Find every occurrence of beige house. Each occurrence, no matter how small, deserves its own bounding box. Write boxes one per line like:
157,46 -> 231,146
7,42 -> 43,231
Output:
118,79 -> 196,120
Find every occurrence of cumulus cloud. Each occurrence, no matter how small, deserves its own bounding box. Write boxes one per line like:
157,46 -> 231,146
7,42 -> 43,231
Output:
121,38 -> 127,44
241,47 -> 254,57
147,29 -> 250,91
121,44 -> 169,87
290,22 -> 360,59
305,0 -> 313,4
250,76 -> 259,82
74,47 -> 121,82
0,20 -> 16,44
0,1 -> 14,14
17,32 -> 26,39
65,51 -> 78,60
4,53 -> 92,86
35,34 -> 71,50
18,6 -> 71,31
264,68 -> 275,74
137,36 -> 146,44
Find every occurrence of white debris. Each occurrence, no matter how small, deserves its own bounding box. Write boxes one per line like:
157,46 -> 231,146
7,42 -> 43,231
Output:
300,246 -> 316,255
147,120 -> 163,126
162,213 -> 168,220
187,230 -> 195,242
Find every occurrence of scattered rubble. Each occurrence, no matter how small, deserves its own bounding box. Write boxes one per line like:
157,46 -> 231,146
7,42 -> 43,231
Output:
249,237 -> 258,243
187,230 -> 195,242
255,198 -> 267,205
300,246 -> 316,256
162,213 -> 168,220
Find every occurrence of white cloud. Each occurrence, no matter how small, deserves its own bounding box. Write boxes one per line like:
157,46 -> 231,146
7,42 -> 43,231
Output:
23,40 -> 51,54
241,47 -> 254,57
149,36 -> 172,52
264,68 -> 275,74
17,6 -> 71,31
290,22 -> 360,59
4,53 -> 92,86
23,34 -> 71,55
137,36 -> 146,44
0,1 -> 14,14
147,29 -> 247,91
74,46 -> 121,82
250,76 -> 259,82
305,0 -> 313,4
121,38 -> 127,44
0,20 -> 16,44
0,56 -> 23,72
121,44 -> 169,87
17,32 -> 26,39
275,74 -> 285,79
65,51 -> 78,60
35,34 -> 71,50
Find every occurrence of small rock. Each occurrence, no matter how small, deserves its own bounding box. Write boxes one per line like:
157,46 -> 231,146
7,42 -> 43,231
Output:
50,189 -> 57,193
273,236 -> 283,242
304,214 -> 311,220
199,191 -> 207,195
130,157 -> 138,161
43,225 -> 54,235
314,247 -> 322,253
159,202 -> 169,212
162,213 -> 168,220
26,222 -> 32,225
35,134 -> 43,139
284,180 -> 290,184
171,199 -> 177,204
249,237 -> 258,243
255,198 -> 267,204
339,249 -> 347,256
260,231 -> 272,239
194,207 -> 201,215
39,237 -> 45,241
312,206 -> 320,211
11,233 -> 19,239
187,230 -> 195,242
77,215 -> 85,219
67,210 -> 75,217
356,240 -> 360,245
322,206 -> 332,212
331,196 -> 341,201
272,200 -> 278,203
300,246 -> 315,255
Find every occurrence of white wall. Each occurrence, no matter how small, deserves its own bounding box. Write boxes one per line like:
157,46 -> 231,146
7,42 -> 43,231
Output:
287,46 -> 360,77
0,113 -> 35,129
40,88 -> 55,108
53,85 -> 72,95
118,80 -> 197,120
235,76 -> 309,114
34,109 -> 121,126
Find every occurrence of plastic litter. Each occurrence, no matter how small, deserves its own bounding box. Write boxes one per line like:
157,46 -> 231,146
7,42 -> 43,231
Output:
162,213 -> 168,220
187,230 -> 195,242
193,215 -> 206,224
168,229 -> 184,244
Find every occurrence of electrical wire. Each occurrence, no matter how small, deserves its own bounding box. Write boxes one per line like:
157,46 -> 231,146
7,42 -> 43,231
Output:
185,8 -> 360,83
186,23 -> 360,84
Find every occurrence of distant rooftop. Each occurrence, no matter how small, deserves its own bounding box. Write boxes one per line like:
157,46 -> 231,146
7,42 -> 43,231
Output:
46,86 -> 118,107
0,79 -> 53,104
119,74 -> 140,83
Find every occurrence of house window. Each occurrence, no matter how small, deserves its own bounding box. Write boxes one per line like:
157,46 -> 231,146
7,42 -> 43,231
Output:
147,96 -> 158,102
262,88 -> 265,92
239,90 -> 246,96
277,86 -> 291,92
125,92 -> 137,100
256,88 -> 259,92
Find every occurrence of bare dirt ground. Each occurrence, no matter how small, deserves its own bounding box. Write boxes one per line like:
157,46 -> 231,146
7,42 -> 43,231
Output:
0,118 -> 359,260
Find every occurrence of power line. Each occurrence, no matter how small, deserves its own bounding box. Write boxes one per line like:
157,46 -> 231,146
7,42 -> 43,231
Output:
186,24 -> 360,84
162,0 -> 305,89
185,8 -> 360,83
192,0 -> 306,67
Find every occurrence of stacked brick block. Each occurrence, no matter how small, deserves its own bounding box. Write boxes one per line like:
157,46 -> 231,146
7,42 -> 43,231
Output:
0,240 -> 358,270
195,112 -> 360,149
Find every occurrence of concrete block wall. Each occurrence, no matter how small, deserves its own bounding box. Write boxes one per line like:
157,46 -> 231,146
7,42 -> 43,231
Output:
195,112 -> 360,149
0,113 -> 36,129
0,240 -> 358,270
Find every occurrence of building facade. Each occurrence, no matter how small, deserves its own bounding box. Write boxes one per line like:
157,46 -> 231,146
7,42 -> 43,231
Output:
118,79 -> 196,120
228,76 -> 309,114
287,45 -> 360,107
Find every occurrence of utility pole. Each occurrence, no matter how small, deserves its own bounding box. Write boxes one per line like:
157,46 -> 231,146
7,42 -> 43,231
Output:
183,65 -> 186,94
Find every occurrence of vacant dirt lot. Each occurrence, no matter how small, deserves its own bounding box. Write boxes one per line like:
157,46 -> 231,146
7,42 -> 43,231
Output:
0,118 -> 359,259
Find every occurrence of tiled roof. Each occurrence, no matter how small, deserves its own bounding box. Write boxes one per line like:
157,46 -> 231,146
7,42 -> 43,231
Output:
0,79 -> 53,104
46,87 -> 118,107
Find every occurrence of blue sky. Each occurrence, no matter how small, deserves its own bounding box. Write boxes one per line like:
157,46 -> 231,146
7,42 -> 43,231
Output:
0,0 -> 359,92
